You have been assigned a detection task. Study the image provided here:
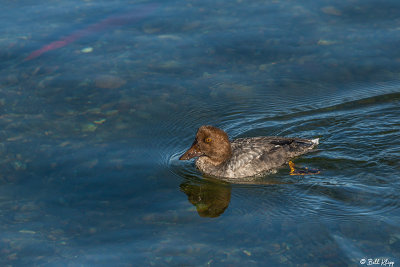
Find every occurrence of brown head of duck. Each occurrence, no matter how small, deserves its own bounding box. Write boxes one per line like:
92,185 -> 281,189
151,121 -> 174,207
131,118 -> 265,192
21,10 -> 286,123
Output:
179,126 -> 232,166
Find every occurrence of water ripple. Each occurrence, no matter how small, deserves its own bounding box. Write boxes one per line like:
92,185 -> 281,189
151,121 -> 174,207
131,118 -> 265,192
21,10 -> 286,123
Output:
154,77 -> 400,221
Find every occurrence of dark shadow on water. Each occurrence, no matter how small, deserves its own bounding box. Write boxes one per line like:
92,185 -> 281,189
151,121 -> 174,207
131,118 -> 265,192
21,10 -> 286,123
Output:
179,172 -> 296,218
180,179 -> 231,218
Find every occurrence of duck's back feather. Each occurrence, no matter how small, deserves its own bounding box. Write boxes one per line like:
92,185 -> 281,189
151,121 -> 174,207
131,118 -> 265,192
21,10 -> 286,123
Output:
209,137 -> 317,178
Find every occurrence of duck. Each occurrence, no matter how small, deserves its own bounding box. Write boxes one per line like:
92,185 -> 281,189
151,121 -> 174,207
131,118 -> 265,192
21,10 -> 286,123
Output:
179,125 -> 319,179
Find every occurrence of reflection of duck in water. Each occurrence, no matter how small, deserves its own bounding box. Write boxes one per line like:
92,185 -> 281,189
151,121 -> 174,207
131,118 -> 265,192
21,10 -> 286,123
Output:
180,126 -> 319,179
180,180 -> 231,218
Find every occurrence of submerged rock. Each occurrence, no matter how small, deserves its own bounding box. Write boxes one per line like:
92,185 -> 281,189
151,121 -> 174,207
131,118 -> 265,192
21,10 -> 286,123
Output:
81,123 -> 97,132
94,75 -> 126,89
321,6 -> 342,16
81,47 -> 93,53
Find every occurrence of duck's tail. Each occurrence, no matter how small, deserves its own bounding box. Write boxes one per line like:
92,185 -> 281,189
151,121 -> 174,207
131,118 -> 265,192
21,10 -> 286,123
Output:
297,138 -> 319,149
311,138 -> 319,146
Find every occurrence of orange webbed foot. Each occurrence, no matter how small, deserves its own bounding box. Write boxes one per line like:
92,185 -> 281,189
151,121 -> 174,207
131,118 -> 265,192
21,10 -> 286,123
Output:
289,161 -> 320,175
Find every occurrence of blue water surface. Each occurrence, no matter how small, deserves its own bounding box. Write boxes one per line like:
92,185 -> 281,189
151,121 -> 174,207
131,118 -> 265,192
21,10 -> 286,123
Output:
0,0 -> 399,266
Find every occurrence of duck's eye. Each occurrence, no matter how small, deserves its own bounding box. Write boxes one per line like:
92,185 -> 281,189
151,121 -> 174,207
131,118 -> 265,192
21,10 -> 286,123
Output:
205,138 -> 212,143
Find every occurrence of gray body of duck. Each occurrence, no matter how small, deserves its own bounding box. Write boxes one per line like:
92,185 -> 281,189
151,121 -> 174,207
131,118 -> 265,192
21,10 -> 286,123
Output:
180,125 -> 319,179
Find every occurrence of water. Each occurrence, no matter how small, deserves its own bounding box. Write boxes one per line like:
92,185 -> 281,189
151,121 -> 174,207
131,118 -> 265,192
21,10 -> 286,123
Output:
1,0 -> 399,266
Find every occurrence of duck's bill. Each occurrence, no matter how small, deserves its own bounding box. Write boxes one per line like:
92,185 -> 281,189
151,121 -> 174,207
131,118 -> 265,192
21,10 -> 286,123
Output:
179,142 -> 203,160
